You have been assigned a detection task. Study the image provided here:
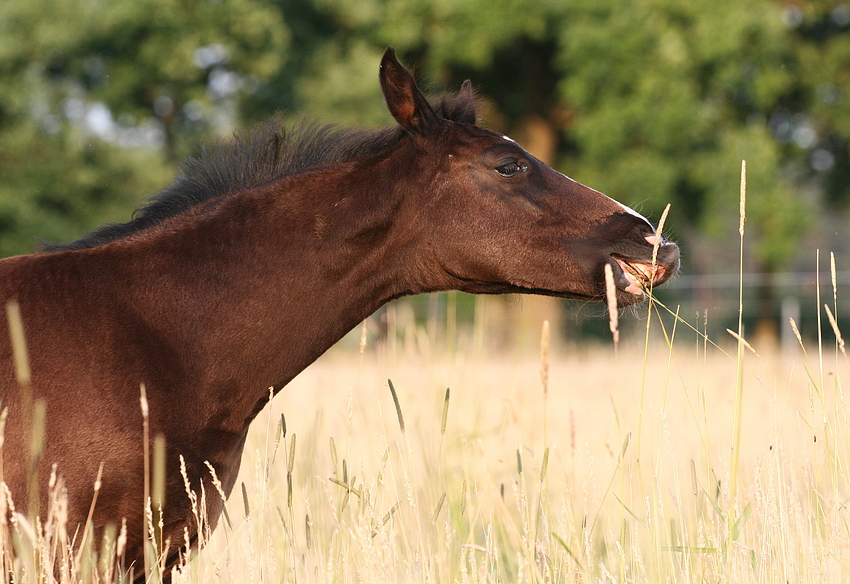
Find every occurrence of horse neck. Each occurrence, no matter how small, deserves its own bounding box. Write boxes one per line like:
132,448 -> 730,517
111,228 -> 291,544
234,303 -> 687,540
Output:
126,162 -> 428,433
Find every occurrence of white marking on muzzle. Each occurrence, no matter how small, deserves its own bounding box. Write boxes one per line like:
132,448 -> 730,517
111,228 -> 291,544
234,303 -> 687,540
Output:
555,169 -> 656,229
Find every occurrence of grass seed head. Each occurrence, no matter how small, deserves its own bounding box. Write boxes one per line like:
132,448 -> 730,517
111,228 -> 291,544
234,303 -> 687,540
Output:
441,388 -> 450,436
241,482 -> 250,517
825,304 -> 846,355
139,383 -> 149,418
287,434 -> 296,474
541,448 -> 549,482
287,472 -> 293,510
6,299 -> 30,385
604,264 -> 619,345
789,317 -> 803,345
652,203 -> 671,268
388,379 -> 406,433
831,252 -> 838,306
432,492 -> 446,523
460,479 -> 467,516
726,329 -> 759,356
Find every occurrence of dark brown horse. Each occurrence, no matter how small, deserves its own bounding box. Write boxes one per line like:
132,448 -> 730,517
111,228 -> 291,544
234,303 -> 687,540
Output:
0,48 -> 678,577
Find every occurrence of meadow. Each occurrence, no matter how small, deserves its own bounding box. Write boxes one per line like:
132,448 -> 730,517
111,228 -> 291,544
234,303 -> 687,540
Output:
162,272 -> 847,584
3,281 -> 849,583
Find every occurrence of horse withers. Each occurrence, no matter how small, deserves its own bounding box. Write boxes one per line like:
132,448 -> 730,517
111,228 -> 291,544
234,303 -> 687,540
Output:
0,47 -> 679,577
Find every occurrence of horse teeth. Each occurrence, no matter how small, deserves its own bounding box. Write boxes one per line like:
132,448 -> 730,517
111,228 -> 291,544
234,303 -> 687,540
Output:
631,262 -> 665,286
613,258 -> 667,295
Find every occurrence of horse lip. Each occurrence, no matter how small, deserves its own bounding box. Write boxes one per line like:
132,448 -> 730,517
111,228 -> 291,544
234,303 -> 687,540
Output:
612,258 -> 646,296
612,256 -> 669,295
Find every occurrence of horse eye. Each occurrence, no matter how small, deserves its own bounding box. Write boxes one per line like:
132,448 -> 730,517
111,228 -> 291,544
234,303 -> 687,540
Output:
495,160 -> 528,177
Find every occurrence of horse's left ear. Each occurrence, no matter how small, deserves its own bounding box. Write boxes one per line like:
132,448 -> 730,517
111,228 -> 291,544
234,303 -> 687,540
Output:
455,80 -> 477,125
380,47 -> 440,136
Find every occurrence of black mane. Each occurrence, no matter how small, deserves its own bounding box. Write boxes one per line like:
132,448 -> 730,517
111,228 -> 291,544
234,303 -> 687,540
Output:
45,91 -> 477,252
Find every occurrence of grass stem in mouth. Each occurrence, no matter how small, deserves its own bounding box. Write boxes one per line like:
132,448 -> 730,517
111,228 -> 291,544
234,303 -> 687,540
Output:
604,263 -> 620,348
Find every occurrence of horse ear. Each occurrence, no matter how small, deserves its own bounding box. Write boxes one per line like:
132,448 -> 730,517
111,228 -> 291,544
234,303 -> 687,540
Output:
380,47 -> 440,136
455,80 -> 477,125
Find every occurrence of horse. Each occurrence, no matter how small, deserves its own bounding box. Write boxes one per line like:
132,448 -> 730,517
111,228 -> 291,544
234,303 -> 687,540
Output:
0,47 -> 679,579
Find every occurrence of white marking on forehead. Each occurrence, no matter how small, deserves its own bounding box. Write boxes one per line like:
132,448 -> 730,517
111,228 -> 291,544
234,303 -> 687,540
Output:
501,135 -> 518,144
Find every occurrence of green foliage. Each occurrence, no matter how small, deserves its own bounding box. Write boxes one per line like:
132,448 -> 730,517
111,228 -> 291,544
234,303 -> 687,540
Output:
0,127 -> 170,256
259,0 -> 843,276
554,0 -> 802,239
0,0 -> 846,270
0,0 -> 288,253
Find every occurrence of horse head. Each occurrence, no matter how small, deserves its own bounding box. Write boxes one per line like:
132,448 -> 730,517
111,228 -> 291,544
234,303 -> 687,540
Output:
378,47 -> 679,306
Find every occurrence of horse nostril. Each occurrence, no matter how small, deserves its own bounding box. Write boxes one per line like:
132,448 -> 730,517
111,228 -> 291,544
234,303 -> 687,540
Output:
635,222 -> 657,243
644,233 -> 660,246
656,241 -> 680,268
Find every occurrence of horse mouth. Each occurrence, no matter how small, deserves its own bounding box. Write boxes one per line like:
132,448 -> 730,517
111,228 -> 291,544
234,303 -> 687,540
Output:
613,257 -> 670,296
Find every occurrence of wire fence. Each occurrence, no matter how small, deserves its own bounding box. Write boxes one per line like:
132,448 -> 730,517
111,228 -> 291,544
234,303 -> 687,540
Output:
648,269 -> 849,350
361,269 -> 850,355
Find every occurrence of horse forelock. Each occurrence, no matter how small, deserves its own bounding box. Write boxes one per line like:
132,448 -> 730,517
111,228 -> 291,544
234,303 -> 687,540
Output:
43,90 -> 478,253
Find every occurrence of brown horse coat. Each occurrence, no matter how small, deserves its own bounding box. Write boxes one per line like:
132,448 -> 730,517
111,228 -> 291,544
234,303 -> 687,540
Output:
0,48 -> 679,576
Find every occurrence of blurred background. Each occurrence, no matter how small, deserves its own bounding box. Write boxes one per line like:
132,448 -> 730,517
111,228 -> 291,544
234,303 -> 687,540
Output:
1,0 -> 848,350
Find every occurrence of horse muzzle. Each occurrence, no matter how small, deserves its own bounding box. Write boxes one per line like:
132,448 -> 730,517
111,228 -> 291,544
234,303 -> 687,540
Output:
612,239 -> 680,296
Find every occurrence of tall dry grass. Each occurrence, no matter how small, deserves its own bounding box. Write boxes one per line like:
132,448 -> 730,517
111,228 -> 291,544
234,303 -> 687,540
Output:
175,320 -> 849,583
3,288 -> 850,583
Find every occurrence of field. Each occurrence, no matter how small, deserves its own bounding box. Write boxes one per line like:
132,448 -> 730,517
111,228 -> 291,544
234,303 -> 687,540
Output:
3,291 -> 849,583
162,299 -> 848,584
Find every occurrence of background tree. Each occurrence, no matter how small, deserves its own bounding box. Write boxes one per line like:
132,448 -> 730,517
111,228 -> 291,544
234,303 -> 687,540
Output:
2,0 -> 848,337
0,0 -> 287,256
